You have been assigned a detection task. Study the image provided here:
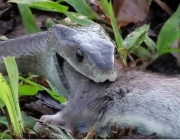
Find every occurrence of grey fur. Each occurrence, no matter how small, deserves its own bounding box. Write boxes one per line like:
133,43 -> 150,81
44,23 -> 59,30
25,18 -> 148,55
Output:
34,61 -> 180,138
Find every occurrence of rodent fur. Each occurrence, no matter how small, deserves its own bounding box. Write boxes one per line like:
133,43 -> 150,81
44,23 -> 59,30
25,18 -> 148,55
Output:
34,61 -> 180,138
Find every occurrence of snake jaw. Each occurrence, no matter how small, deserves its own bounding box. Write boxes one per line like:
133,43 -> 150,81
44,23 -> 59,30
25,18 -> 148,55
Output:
100,70 -> 117,82
92,69 -> 117,83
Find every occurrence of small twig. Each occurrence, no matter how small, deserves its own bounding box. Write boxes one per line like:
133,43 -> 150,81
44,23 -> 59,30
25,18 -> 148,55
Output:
139,58 -> 154,70
127,127 -> 133,136
101,24 -> 114,33
84,122 -> 98,139
128,54 -> 135,63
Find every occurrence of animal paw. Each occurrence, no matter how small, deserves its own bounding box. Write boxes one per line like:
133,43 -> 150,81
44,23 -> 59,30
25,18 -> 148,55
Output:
34,112 -> 64,132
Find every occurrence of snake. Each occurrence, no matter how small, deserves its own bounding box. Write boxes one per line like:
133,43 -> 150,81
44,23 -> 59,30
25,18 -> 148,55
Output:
0,23 -> 117,98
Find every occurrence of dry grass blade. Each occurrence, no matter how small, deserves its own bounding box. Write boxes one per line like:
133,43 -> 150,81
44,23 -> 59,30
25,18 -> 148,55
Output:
84,122 -> 98,139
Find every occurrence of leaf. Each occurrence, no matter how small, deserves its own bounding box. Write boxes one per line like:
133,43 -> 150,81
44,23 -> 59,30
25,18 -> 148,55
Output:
144,35 -> 157,54
28,1 -> 68,13
0,98 -> 5,108
100,0 -> 110,16
159,48 -> 180,54
0,111 -> 36,131
0,131 -> 12,139
3,57 -> 19,106
18,84 -> 40,96
21,111 -> 36,127
17,4 -> 40,34
133,46 -> 151,60
19,76 -> 66,103
64,0 -> 96,19
65,12 -> 94,26
109,0 -> 127,65
46,18 -> 56,29
123,25 -> 149,53
3,57 -> 24,130
10,0 -> 68,13
109,0 -> 123,49
0,112 -> 36,138
108,0 -> 126,65
0,116 -> 8,127
3,75 -> 41,96
113,0 -> 149,27
0,73 -> 21,135
157,4 -> 180,54
8,0 -> 49,3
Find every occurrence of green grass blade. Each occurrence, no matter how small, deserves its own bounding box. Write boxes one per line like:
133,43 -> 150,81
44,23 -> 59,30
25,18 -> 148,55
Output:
108,0 -> 125,65
8,0 -> 49,3
3,74 -> 50,97
157,4 -> 180,54
46,18 -> 56,29
0,116 -> 8,127
9,0 -> 68,13
100,0 -> 110,16
17,4 -> 39,34
144,35 -> 157,54
3,57 -> 24,131
18,84 -> 41,96
65,12 -> 94,26
0,98 -> 5,108
159,48 -> 180,54
28,1 -> 68,13
0,131 -> 13,139
123,25 -> 150,52
133,46 -> 152,60
21,111 -> 36,127
64,0 -> 96,19
3,57 -> 19,105
0,74 -> 21,135
19,76 -> 66,103
109,1 -> 123,49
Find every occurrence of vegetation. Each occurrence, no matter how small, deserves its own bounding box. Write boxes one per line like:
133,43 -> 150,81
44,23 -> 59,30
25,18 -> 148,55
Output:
0,57 -> 37,138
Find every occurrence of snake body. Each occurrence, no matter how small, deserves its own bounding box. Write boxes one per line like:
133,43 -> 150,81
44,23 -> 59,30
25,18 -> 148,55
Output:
0,23 -> 117,98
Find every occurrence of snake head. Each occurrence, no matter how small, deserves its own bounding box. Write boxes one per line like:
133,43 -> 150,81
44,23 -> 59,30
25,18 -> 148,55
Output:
50,24 -> 117,83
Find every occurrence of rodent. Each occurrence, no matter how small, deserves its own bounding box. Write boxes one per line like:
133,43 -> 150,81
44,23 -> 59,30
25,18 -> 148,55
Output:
34,60 -> 180,139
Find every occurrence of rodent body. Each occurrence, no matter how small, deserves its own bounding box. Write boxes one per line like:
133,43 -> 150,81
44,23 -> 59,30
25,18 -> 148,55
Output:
34,61 -> 180,138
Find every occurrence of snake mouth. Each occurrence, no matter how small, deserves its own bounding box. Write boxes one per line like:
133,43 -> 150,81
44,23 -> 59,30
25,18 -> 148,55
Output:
100,69 -> 117,82
91,69 -> 117,83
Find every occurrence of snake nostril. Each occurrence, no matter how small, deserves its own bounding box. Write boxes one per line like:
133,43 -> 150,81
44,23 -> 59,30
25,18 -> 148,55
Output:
76,48 -> 84,62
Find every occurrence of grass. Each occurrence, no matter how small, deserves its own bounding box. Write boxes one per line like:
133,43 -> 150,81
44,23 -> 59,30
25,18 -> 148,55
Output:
0,57 -> 49,139
0,57 -> 24,138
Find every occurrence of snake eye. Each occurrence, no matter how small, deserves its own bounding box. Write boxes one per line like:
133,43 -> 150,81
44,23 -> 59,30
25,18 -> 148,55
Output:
76,48 -> 84,62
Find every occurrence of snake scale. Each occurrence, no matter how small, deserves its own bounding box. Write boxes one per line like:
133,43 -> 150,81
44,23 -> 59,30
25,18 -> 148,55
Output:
0,23 -> 117,98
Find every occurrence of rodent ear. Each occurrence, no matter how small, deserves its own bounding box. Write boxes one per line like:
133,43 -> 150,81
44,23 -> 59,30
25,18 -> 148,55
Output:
51,24 -> 78,37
